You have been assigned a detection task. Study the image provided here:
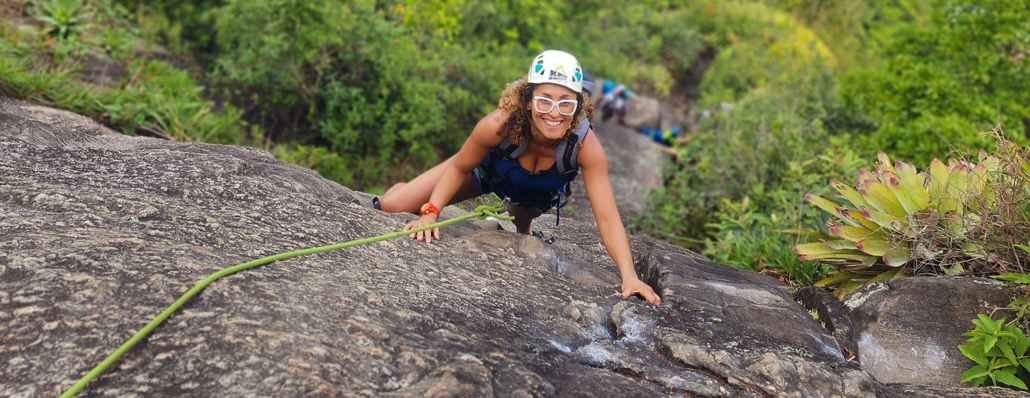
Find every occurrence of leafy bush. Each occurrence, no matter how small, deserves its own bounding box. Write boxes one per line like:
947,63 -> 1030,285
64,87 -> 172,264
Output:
635,64 -> 845,281
959,273 -> 1030,389
839,0 -> 1030,165
114,0 -> 222,61
700,196 -> 828,285
689,1 -> 837,106
200,0 -> 530,188
764,0 -> 932,71
563,0 -> 706,98
629,1 -> 871,281
1,0 -> 244,144
699,146 -> 866,284
960,313 -> 1030,389
97,59 -> 244,143
634,97 -> 862,282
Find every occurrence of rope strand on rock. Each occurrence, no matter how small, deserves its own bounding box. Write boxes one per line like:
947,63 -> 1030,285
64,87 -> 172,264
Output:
60,202 -> 513,398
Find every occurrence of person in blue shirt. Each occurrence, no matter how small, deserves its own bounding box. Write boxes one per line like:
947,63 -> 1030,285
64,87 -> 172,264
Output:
601,79 -> 630,124
378,50 -> 661,305
640,126 -> 681,146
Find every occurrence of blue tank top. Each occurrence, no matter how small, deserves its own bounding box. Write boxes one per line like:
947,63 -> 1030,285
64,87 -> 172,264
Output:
484,157 -> 571,193
476,155 -> 573,211
474,116 -> 591,214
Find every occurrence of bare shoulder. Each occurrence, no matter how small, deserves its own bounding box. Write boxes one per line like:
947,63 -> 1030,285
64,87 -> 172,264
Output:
477,109 -> 509,131
469,109 -> 509,147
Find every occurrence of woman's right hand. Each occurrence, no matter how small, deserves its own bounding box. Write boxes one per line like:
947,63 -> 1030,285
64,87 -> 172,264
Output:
405,214 -> 441,243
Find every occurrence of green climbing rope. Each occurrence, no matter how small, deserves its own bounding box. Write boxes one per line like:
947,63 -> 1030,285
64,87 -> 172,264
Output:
60,203 -> 513,398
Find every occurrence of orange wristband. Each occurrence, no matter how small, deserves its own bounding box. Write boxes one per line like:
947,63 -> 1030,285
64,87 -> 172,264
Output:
420,202 -> 440,217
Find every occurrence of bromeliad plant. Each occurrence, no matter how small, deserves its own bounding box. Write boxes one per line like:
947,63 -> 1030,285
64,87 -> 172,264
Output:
794,151 -> 1002,296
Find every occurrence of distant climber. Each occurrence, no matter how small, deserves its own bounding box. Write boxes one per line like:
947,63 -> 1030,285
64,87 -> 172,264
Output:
640,126 -> 680,146
600,79 -> 630,124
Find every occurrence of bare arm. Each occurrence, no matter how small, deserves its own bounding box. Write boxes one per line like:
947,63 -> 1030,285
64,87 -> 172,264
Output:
427,109 -> 506,210
578,129 -> 661,305
404,110 -> 507,242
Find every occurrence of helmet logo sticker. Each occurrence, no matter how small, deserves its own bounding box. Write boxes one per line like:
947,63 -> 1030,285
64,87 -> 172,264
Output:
549,65 -> 567,83
534,58 -> 546,75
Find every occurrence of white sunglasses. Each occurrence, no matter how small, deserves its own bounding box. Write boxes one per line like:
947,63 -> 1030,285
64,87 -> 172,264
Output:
533,96 -> 578,116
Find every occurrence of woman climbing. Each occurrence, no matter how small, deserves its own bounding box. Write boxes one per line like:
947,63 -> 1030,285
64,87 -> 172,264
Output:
379,50 -> 661,305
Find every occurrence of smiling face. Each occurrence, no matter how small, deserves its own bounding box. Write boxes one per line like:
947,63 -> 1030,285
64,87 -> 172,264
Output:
526,83 -> 578,141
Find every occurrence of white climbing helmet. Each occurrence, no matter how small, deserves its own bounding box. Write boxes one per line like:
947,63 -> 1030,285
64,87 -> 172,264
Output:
527,50 -> 583,93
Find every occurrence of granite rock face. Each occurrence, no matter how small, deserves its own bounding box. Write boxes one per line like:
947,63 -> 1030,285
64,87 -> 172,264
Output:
621,96 -> 661,130
1,96 -> 1025,397
844,277 -> 1022,387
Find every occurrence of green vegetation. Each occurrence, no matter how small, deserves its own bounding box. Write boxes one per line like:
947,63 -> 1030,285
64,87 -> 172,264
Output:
0,0 -> 244,142
959,272 -> 1030,389
797,143 -> 1030,296
635,0 -> 1030,285
3,0 -> 1030,289
841,0 -> 1030,165
960,313 -> 1030,389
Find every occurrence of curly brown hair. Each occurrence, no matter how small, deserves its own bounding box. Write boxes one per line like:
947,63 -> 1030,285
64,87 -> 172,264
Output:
496,78 -> 594,147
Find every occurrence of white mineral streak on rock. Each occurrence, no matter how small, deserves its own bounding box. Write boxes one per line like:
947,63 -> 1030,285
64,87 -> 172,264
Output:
706,281 -> 780,306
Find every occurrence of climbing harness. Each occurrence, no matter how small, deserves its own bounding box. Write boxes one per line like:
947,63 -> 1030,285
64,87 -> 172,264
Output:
59,202 -> 514,398
493,116 -> 590,177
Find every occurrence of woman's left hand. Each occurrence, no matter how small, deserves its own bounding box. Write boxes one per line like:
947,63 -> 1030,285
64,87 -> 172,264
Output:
622,277 -> 661,305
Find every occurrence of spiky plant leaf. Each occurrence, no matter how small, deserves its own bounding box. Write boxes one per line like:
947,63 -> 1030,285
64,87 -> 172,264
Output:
830,222 -> 883,242
860,180 -> 908,217
981,153 -> 1001,172
804,194 -> 847,220
877,152 -> 897,174
831,180 -> 870,209
824,240 -> 859,250
865,268 -> 902,284
896,160 -> 931,206
793,242 -> 864,257
833,280 -> 866,297
818,259 -> 871,266
994,274 -> 1030,284
856,170 -> 876,187
928,158 -> 951,208
888,176 -> 925,214
967,164 -> 995,211
946,165 -> 970,215
798,253 -> 873,262
861,207 -> 898,227
856,238 -> 897,256
814,271 -> 864,288
882,248 -> 913,267
840,208 -> 881,231
971,163 -> 990,192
